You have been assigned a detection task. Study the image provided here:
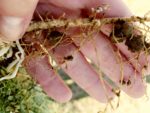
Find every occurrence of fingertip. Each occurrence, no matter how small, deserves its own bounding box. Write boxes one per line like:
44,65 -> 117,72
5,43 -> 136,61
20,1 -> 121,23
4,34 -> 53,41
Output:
0,16 -> 30,41
122,76 -> 146,98
26,56 -> 72,103
43,76 -> 73,103
0,0 -> 39,42
82,77 -> 115,103
55,88 -> 72,103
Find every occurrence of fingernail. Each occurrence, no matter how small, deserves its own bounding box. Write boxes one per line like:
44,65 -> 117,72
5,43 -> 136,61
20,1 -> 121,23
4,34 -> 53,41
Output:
0,16 -> 24,41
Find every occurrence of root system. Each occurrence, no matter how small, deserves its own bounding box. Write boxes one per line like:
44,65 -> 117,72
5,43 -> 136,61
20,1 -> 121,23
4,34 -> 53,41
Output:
0,7 -> 150,112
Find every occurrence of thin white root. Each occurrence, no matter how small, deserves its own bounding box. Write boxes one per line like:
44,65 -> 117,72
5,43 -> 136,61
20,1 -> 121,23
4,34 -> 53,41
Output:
6,52 -> 20,70
6,47 -> 13,59
0,40 -> 25,81
0,46 -> 10,57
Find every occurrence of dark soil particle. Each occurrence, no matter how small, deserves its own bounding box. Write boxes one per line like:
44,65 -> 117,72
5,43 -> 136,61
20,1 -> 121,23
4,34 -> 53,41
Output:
127,79 -> 131,86
110,19 -> 149,53
47,30 -> 64,45
144,40 -> 150,53
0,47 -> 18,68
119,79 -> 131,86
48,30 -> 63,38
125,35 -> 144,52
64,55 -> 73,61
119,79 -> 126,85
110,20 -> 133,43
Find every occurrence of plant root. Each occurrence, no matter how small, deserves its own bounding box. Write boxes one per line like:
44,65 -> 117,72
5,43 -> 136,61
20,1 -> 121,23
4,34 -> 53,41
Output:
0,40 -> 25,81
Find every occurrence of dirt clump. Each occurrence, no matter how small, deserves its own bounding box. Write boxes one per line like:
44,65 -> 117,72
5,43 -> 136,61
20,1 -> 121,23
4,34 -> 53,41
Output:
125,35 -> 144,52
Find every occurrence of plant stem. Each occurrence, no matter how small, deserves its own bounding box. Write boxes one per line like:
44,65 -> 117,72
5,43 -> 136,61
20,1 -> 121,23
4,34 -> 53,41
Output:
27,16 -> 150,32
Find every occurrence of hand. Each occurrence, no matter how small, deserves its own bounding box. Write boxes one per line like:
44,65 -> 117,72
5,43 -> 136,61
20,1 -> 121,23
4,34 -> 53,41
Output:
0,0 -> 147,103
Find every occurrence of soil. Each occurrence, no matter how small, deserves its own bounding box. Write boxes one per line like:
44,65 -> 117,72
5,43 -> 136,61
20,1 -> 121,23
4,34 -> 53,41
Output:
125,35 -> 144,52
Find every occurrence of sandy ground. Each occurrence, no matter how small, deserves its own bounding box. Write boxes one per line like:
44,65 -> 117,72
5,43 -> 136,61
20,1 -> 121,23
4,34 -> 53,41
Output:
124,0 -> 150,16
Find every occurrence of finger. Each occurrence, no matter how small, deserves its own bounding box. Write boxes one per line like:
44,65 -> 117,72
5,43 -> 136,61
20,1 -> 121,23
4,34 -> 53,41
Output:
46,0 -> 100,10
36,3 -> 81,18
47,0 -> 131,16
51,43 -> 115,103
100,24 -> 149,75
98,0 -> 147,73
73,33 -> 146,98
97,0 -> 132,17
95,0 -> 149,75
25,56 -> 72,103
0,0 -> 39,41
38,0 -> 131,19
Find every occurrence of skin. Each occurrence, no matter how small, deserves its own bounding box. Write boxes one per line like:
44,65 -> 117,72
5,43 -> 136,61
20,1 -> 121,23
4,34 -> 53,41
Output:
0,0 -> 148,103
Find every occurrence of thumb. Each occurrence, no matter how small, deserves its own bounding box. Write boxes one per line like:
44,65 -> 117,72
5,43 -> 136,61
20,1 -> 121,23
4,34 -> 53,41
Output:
0,0 -> 39,42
